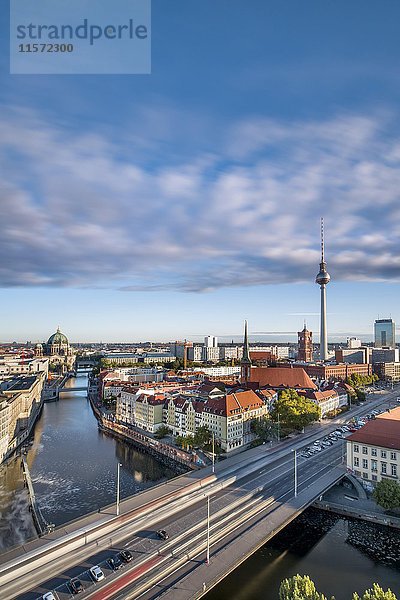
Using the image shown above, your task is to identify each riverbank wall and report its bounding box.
[88,392,199,474]
[313,499,400,529]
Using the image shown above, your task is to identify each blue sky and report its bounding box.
[1,0,400,343]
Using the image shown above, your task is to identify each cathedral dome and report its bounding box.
[47,327,69,346]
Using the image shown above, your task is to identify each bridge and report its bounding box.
[75,357,99,368]
[0,434,346,600]
[59,386,88,393]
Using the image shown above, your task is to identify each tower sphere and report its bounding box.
[315,266,330,286]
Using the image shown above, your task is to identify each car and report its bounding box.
[90,565,105,582]
[157,529,169,540]
[108,556,123,571]
[42,594,57,600]
[68,579,84,594]
[118,550,133,563]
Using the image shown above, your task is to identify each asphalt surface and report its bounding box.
[3,384,399,600]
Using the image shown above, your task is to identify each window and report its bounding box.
[381,462,387,474]
[391,464,397,477]
[354,457,359,467]
[381,450,387,458]
[390,452,396,461]
[362,459,368,469]
[354,444,359,453]
[362,472,368,479]
[371,448,377,457]
[362,446,368,455]
[371,460,378,472]
[372,474,377,481]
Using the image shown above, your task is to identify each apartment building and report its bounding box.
[346,407,400,484]
[0,357,49,378]
[374,362,400,382]
[116,387,165,432]
[0,373,45,462]
[117,387,268,453]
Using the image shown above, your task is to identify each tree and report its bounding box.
[251,417,278,442]
[175,434,194,450]
[154,425,172,440]
[372,479,400,510]
[353,584,397,600]
[270,389,321,431]
[193,426,211,448]
[279,575,328,600]
[279,576,397,600]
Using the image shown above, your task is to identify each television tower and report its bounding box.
[315,218,330,361]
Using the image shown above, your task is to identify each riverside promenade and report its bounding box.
[314,480,400,530]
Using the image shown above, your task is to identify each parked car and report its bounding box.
[42,594,57,600]
[118,550,133,563]
[108,556,123,571]
[90,565,105,582]
[68,579,84,594]
[157,529,169,540]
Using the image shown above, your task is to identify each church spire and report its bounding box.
[242,320,251,365]
[241,320,252,384]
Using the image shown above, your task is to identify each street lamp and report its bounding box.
[116,462,122,516]
[206,495,210,564]
[277,413,280,442]
[293,449,297,497]
[212,432,215,474]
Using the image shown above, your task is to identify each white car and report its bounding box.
[90,565,105,582]
[42,594,57,600]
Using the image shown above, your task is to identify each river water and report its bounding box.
[0,372,175,551]
[205,507,400,600]
[0,373,399,598]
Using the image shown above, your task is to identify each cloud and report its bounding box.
[1,106,400,292]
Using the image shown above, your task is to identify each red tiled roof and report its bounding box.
[249,367,317,390]
[377,406,400,421]
[347,418,400,450]
[307,390,338,401]
[203,390,264,417]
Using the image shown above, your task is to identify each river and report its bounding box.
[0,373,399,598]
[0,372,175,551]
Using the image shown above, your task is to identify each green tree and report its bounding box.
[175,434,194,450]
[154,425,172,440]
[279,575,328,600]
[193,426,211,448]
[353,584,397,600]
[372,479,400,510]
[270,390,320,431]
[251,417,278,442]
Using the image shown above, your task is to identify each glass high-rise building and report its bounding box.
[374,319,395,348]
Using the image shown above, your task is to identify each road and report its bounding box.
[2,385,398,600]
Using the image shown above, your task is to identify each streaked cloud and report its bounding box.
[1,106,400,292]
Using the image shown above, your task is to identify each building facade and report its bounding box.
[297,325,313,362]
[346,408,400,484]
[374,318,395,348]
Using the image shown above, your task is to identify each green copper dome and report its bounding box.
[47,327,69,346]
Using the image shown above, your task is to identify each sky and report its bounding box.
[1,0,400,343]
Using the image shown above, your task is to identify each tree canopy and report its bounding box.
[352,583,397,600]
[372,479,400,510]
[251,416,278,442]
[270,389,320,431]
[279,576,397,600]
[279,574,328,600]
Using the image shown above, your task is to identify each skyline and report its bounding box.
[2,1,400,341]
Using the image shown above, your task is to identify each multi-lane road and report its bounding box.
[1,385,398,600]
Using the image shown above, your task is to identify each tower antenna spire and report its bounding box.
[321,217,324,263]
